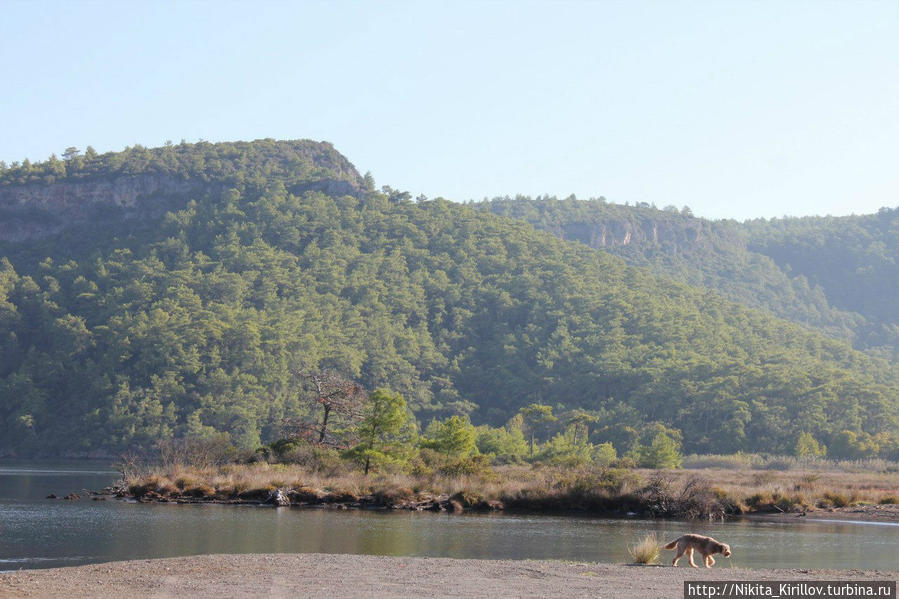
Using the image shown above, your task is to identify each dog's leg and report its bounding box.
[706,555,715,568]
[687,548,698,568]
[672,547,684,567]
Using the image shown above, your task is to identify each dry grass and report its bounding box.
[628,533,662,565]
[683,453,899,474]
[657,466,899,511]
[125,461,899,517]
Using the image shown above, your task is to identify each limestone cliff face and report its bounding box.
[0,175,200,242]
[0,139,367,243]
[0,174,361,242]
[0,175,197,214]
[547,218,709,252]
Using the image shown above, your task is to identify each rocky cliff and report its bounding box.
[541,216,722,257]
[0,139,365,242]
[0,175,203,241]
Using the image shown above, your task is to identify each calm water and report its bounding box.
[1,461,897,571]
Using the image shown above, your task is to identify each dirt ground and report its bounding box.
[1,553,895,599]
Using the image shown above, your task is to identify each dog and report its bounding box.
[664,534,731,568]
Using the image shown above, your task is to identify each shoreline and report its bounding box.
[86,485,899,523]
[2,553,896,599]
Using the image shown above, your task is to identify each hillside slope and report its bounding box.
[482,197,898,355]
[745,209,899,350]
[0,142,897,457]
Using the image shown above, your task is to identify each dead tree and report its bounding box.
[284,369,367,448]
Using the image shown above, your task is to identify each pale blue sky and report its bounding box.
[1,1,896,221]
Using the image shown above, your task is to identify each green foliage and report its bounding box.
[593,442,618,466]
[519,404,557,457]
[633,432,683,469]
[258,438,345,473]
[422,415,477,457]
[0,139,361,190]
[1,141,898,458]
[482,197,899,355]
[345,388,415,474]
[745,208,899,343]
[437,454,493,477]
[535,425,594,467]
[475,424,528,463]
[795,432,827,458]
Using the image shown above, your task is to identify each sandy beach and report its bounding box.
[1,553,895,599]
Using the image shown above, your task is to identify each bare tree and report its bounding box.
[283,370,367,448]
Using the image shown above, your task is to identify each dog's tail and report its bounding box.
[663,539,678,550]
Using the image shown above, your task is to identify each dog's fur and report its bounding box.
[664,534,731,568]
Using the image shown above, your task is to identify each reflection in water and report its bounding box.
[1,462,897,571]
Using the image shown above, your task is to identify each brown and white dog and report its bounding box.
[664,534,732,568]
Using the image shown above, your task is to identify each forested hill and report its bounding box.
[482,197,899,355]
[744,209,899,350]
[0,141,897,458]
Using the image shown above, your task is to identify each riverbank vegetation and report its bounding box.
[121,455,899,519]
[117,390,899,519]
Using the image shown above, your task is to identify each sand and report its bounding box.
[1,553,895,599]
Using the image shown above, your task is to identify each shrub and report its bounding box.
[438,455,493,477]
[633,433,682,469]
[712,487,747,514]
[450,490,486,508]
[682,453,757,469]
[628,533,661,565]
[760,458,794,471]
[155,434,235,469]
[279,444,345,474]
[129,475,178,498]
[174,476,196,491]
[289,486,324,503]
[819,492,850,508]
[639,473,725,519]
[745,492,775,511]
[475,426,527,464]
[422,416,478,458]
[371,485,415,506]
[611,457,637,469]
[795,432,827,458]
[878,495,898,505]
[775,494,806,512]
[184,483,215,498]
[408,454,434,477]
[593,442,617,467]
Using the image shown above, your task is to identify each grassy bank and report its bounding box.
[118,458,899,519]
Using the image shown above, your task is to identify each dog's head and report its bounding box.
[719,543,732,558]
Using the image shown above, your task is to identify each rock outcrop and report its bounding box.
[0,175,200,242]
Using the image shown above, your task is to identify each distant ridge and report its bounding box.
[483,197,899,356]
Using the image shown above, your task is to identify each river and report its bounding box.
[1,461,896,571]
